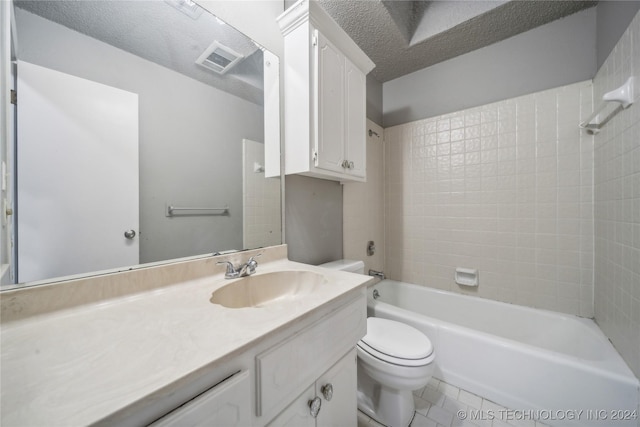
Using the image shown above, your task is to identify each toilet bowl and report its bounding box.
[356,317,435,427]
[319,260,436,427]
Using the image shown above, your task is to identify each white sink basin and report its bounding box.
[210,271,327,308]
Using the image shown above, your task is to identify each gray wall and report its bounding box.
[16,9,264,264]
[596,1,640,68]
[383,7,597,127]
[366,74,383,126]
[285,175,343,265]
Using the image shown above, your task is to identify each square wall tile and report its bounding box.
[383,81,593,317]
[592,9,640,379]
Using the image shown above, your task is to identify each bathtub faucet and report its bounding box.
[369,269,385,280]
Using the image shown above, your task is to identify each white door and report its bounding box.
[17,61,139,283]
[316,350,357,426]
[344,57,366,179]
[314,30,345,174]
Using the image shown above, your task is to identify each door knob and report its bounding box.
[124,230,136,239]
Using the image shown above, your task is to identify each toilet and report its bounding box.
[319,260,435,427]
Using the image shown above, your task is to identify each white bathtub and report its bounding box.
[368,280,639,427]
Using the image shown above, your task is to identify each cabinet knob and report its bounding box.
[341,160,355,169]
[321,383,333,401]
[308,396,322,418]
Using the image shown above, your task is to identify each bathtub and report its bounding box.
[368,280,639,427]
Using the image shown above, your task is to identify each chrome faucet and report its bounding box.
[217,254,262,279]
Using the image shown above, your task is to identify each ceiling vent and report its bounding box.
[196,41,244,75]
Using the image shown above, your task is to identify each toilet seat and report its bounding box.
[358,317,433,367]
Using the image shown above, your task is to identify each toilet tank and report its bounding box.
[318,259,365,274]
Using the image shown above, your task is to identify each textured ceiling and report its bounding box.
[15,1,265,105]
[16,0,599,93]
[318,0,598,83]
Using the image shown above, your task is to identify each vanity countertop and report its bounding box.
[0,257,372,426]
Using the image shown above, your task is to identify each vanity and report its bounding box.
[0,245,373,426]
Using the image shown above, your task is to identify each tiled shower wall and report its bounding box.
[384,81,594,317]
[592,11,640,378]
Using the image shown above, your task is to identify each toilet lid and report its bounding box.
[359,317,433,363]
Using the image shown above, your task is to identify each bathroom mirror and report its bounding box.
[4,0,282,287]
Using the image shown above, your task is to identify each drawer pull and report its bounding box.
[308,396,322,418]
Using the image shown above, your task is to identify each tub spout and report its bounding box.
[369,269,385,280]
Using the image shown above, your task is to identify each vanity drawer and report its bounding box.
[150,370,251,427]
[255,293,366,421]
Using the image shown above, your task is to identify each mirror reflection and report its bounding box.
[7,0,281,286]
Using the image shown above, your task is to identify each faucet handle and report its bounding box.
[246,253,262,273]
[247,253,262,263]
[217,261,239,278]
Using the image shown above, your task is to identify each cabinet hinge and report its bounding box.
[10,90,16,105]
[313,151,318,165]
[312,35,318,47]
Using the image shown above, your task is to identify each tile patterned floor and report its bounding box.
[357,377,550,427]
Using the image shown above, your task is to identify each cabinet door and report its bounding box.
[256,296,365,421]
[344,57,366,179]
[150,371,251,427]
[316,349,358,426]
[267,384,316,427]
[314,30,345,174]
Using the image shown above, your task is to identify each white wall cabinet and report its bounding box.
[278,0,374,183]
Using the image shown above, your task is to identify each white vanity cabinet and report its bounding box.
[277,0,374,183]
[148,291,366,427]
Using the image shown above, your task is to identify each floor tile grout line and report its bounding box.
[357,377,550,427]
